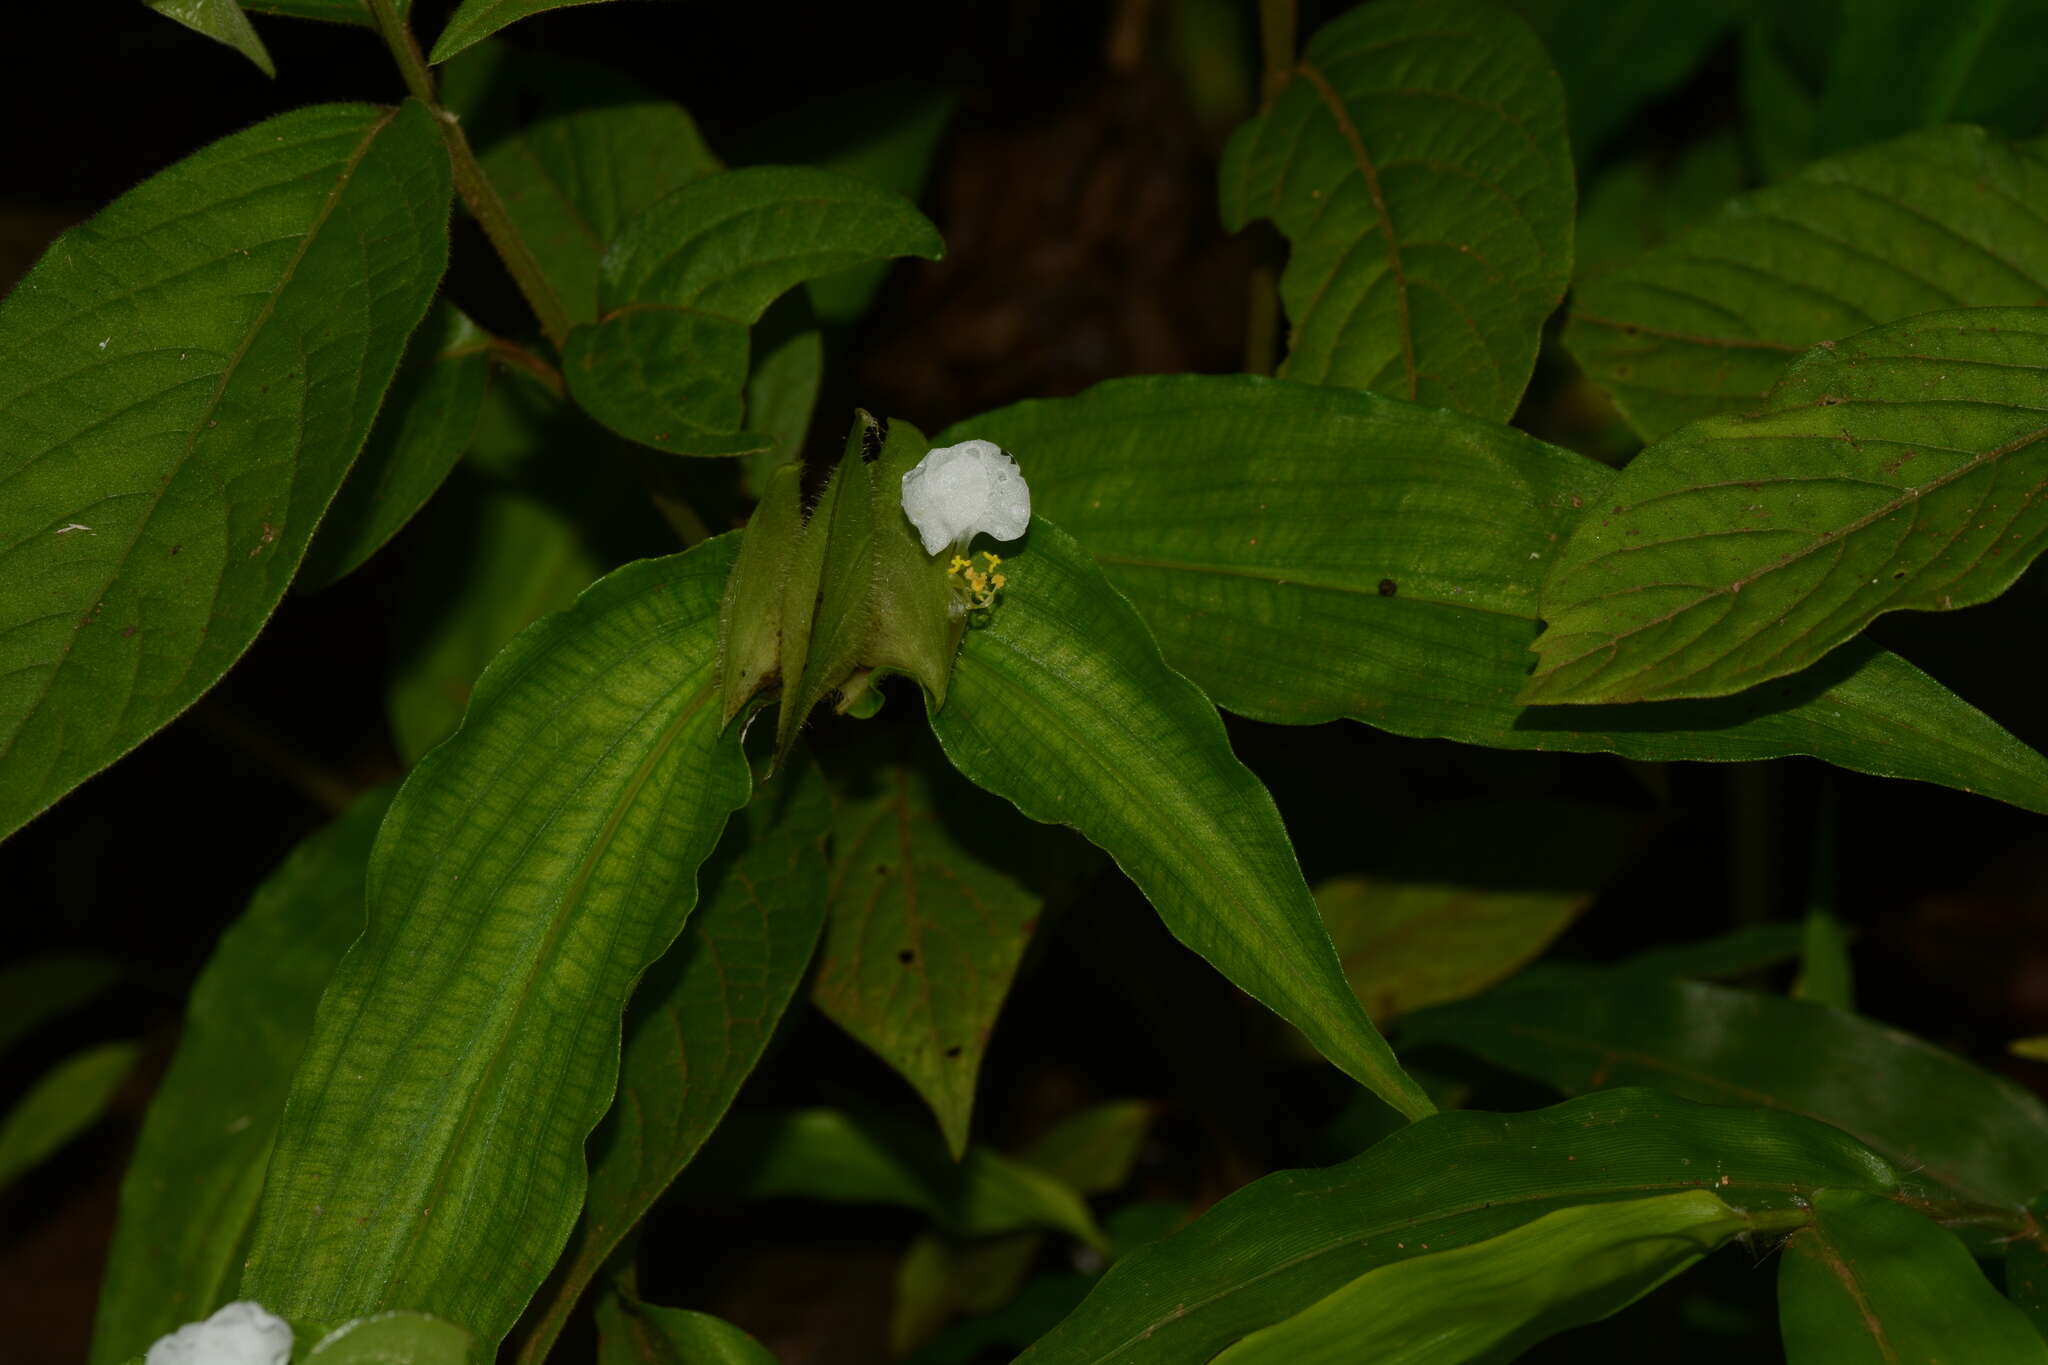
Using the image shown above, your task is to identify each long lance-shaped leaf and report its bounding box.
[511,759,832,1365]
[596,1293,778,1365]
[1014,1088,1902,1365]
[1779,1190,2048,1364]
[0,100,450,843]
[91,788,392,1365]
[1526,308,2048,705]
[142,0,276,76]
[431,0,615,64]
[1213,1191,1783,1365]
[1403,978,2048,1212]
[564,169,942,456]
[1565,124,2048,442]
[242,536,754,1349]
[943,375,2048,815]
[1220,0,1572,421]
[926,517,1430,1121]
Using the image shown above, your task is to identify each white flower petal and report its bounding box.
[145,1300,293,1365]
[900,439,1030,556]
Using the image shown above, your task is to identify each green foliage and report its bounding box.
[0,100,450,842]
[142,0,276,76]
[0,1040,138,1188]
[1529,308,2048,704]
[1222,0,1572,420]
[92,789,391,1364]
[596,1294,776,1365]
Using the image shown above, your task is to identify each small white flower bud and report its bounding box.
[900,439,1030,556]
[145,1300,293,1365]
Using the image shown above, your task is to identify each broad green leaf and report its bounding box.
[1213,1191,1778,1365]
[142,0,276,76]
[301,302,492,588]
[91,789,391,1365]
[0,955,120,1054]
[306,1312,474,1364]
[511,760,831,1365]
[1220,0,1572,420]
[0,1040,138,1188]
[716,462,805,726]
[948,375,2048,815]
[1740,18,1822,182]
[1779,1189,2048,1363]
[1564,125,2048,443]
[1813,0,2048,156]
[1526,308,2048,705]
[597,1294,776,1365]
[1516,0,1737,158]
[815,734,1088,1156]
[1403,979,2048,1210]
[564,169,942,455]
[685,1108,1107,1249]
[1014,1089,1900,1365]
[0,101,451,842]
[2006,1197,2048,1337]
[1316,801,1638,1022]
[448,47,719,323]
[243,536,754,1349]
[803,89,958,325]
[1575,132,1747,282]
[430,0,613,64]
[928,517,1431,1120]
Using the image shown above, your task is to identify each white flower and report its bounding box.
[145,1301,293,1365]
[900,439,1030,556]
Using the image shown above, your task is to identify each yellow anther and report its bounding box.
[991,573,1006,589]
[948,554,972,575]
[981,551,1002,569]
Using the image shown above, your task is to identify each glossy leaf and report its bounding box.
[1526,308,2048,705]
[929,517,1431,1120]
[1316,802,1639,1022]
[512,760,831,1365]
[565,169,942,455]
[430,0,615,64]
[454,52,719,323]
[1813,0,2048,156]
[815,735,1086,1156]
[686,1108,1107,1249]
[91,789,391,1365]
[0,101,451,842]
[1220,0,1572,420]
[301,302,492,588]
[0,955,121,1054]
[386,487,604,764]
[0,1040,138,1188]
[142,0,276,76]
[597,1294,776,1365]
[948,375,2048,814]
[1403,979,2048,1210]
[1779,1189,2048,1363]
[242,537,754,1349]
[1213,1191,1774,1364]
[1015,1089,1900,1365]
[306,1312,474,1364]
[1565,125,2048,442]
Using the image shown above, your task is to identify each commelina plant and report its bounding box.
[7,0,2048,1361]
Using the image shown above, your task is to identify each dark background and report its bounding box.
[5,1,2048,1360]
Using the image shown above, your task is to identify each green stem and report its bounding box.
[363,0,574,352]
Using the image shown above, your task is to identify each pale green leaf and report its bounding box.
[1220,0,1572,420]
[597,1294,777,1365]
[0,101,451,842]
[92,789,391,1365]
[307,1312,475,1364]
[1780,1190,2048,1363]
[564,168,941,455]
[1213,1191,1770,1365]
[141,0,276,76]
[947,375,2048,814]
[1015,1089,1900,1365]
[511,760,831,1365]
[928,516,1431,1120]
[243,536,753,1350]
[1565,125,2048,443]
[1527,307,2048,705]
[301,302,492,588]
[0,1041,138,1189]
